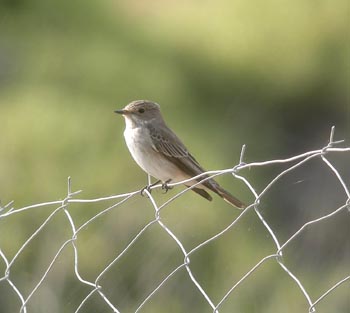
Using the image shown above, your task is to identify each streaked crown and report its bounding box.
[125,100,160,113]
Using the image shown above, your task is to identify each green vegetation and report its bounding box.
[0,1,348,312]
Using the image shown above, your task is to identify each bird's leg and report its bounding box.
[161,179,173,193]
[141,179,161,196]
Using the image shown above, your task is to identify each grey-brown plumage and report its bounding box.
[115,100,245,209]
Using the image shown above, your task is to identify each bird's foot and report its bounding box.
[161,179,173,193]
[141,180,161,197]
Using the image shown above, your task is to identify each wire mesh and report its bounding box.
[0,127,349,313]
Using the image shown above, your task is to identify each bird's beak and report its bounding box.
[114,109,127,115]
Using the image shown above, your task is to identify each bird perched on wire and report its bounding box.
[115,100,245,209]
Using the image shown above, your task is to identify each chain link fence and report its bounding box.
[1,127,349,313]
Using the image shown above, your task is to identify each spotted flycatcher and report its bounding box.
[115,100,245,209]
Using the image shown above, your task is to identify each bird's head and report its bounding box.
[115,100,163,127]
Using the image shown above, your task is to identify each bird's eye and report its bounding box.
[138,108,145,113]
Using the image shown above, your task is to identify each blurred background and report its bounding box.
[0,0,349,312]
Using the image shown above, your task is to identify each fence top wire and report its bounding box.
[0,126,349,313]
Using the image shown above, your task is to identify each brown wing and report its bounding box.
[147,123,245,208]
[147,123,207,178]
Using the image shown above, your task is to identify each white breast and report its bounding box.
[123,124,189,183]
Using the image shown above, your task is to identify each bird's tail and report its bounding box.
[201,177,245,209]
[214,185,246,209]
[190,176,246,209]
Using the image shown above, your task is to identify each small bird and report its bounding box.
[115,100,245,209]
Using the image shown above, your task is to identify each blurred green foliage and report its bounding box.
[0,0,349,312]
